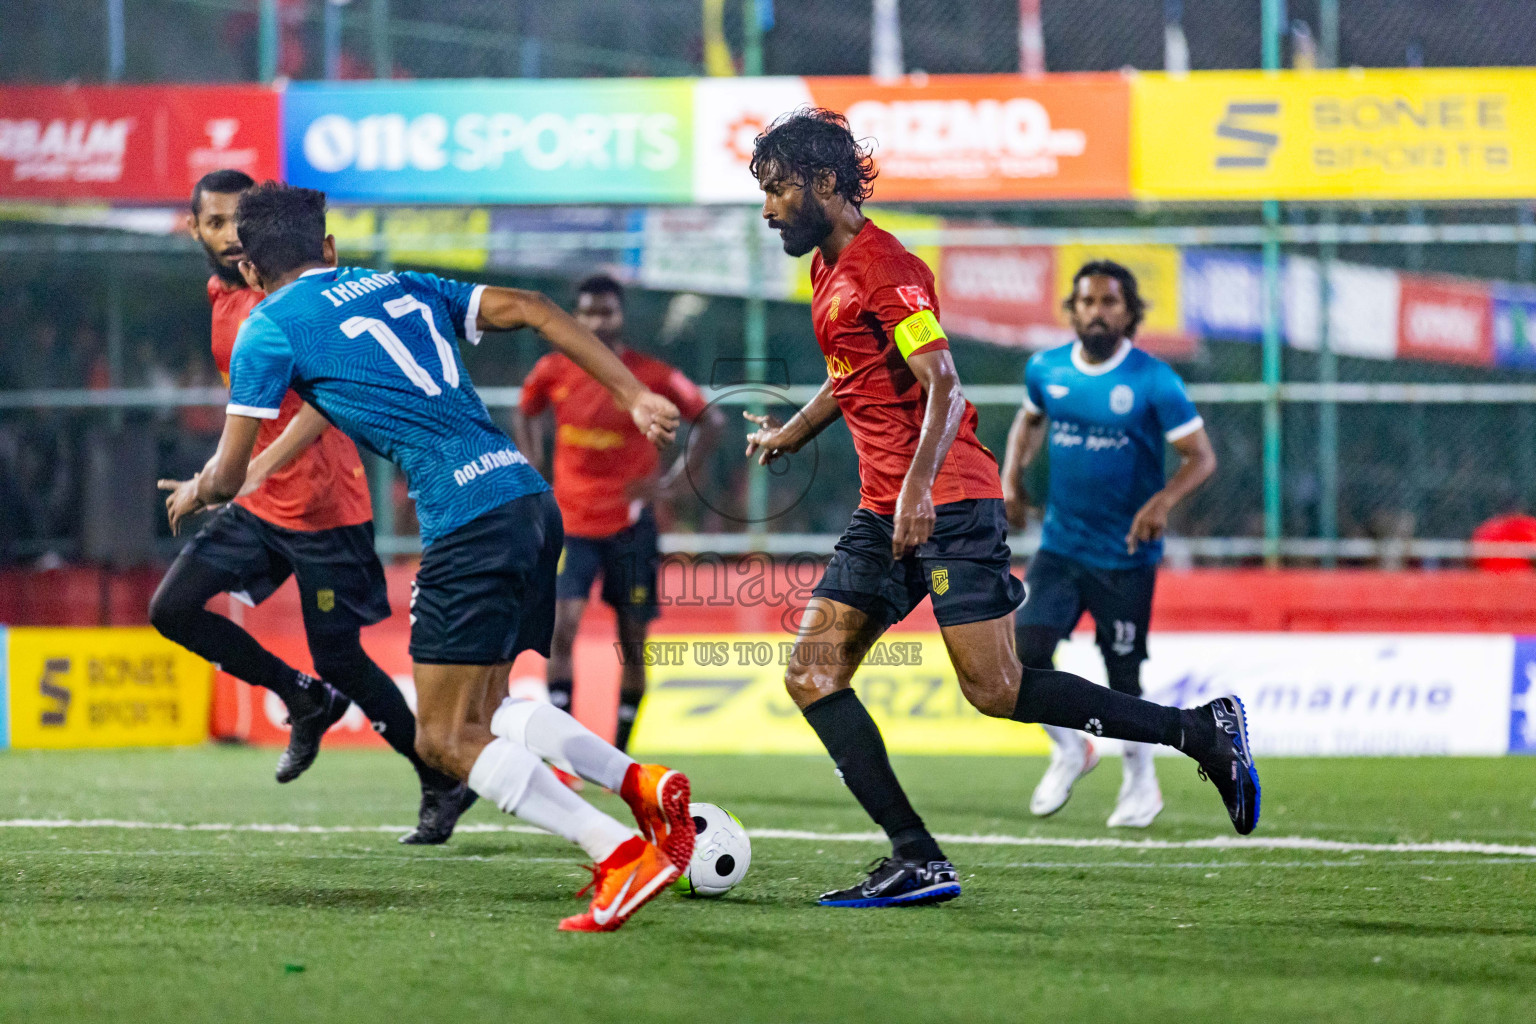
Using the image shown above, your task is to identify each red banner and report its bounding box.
[1397,274,1494,367]
[939,244,1066,348]
[0,85,280,202]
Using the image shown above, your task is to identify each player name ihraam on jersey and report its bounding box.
[319,272,401,307]
[452,447,531,487]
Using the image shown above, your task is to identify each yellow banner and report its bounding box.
[1055,242,1182,336]
[7,628,212,749]
[1133,68,1536,200]
[628,634,1048,755]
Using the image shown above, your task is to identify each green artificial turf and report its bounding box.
[3,747,1536,1023]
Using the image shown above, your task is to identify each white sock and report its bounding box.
[468,738,633,862]
[1043,724,1086,758]
[1122,741,1156,784]
[491,697,634,791]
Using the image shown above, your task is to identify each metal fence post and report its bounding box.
[1318,215,1338,567]
[106,0,125,82]
[1259,0,1285,565]
[258,0,280,82]
[371,0,391,78]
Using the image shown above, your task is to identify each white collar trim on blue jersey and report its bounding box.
[299,267,333,278]
[1071,338,1132,376]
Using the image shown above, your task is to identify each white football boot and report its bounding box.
[1106,741,1163,828]
[1030,725,1099,817]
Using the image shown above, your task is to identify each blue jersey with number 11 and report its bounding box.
[228,266,548,546]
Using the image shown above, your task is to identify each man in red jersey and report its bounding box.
[742,110,1260,907]
[151,170,473,844]
[515,274,723,756]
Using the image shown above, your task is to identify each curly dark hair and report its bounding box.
[1063,260,1146,337]
[576,272,624,306]
[749,107,877,208]
[235,181,328,281]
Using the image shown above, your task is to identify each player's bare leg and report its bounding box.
[939,615,1259,834]
[785,597,962,907]
[413,661,689,931]
[614,609,651,751]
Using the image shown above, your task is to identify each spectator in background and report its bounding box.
[1472,500,1536,572]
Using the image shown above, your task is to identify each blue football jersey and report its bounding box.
[1024,340,1202,569]
[228,266,548,546]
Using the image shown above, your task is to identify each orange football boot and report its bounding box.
[558,836,679,932]
[620,763,694,870]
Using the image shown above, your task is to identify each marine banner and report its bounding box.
[1132,68,1536,201]
[5,628,211,749]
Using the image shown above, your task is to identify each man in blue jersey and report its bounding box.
[162,183,695,932]
[1002,261,1217,828]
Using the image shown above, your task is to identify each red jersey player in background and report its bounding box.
[151,170,474,844]
[741,110,1260,907]
[515,274,723,761]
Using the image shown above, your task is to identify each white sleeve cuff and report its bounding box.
[465,284,487,345]
[226,403,281,420]
[1021,392,1041,414]
[1164,415,1205,442]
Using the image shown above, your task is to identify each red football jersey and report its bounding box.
[208,277,372,532]
[521,348,708,538]
[809,220,1002,514]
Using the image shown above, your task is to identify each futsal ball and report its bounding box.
[672,802,751,897]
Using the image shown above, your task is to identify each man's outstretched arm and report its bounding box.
[476,287,679,447]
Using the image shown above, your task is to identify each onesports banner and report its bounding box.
[0,85,280,202]
[1132,68,1536,201]
[629,632,1525,757]
[2,628,211,750]
[283,79,696,203]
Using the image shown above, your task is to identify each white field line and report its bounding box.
[4,819,1536,859]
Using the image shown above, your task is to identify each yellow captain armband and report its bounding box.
[893,309,947,360]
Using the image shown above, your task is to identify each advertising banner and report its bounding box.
[939,244,1065,349]
[1133,69,1536,201]
[1491,283,1536,371]
[1181,248,1266,342]
[1511,638,1536,755]
[691,74,1131,204]
[0,626,7,749]
[5,628,211,749]
[0,85,280,203]
[630,631,1515,756]
[1073,633,1514,757]
[283,80,695,203]
[1283,256,1401,359]
[630,634,1051,756]
[1396,273,1494,366]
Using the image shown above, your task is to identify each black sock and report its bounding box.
[802,689,944,863]
[149,556,316,709]
[615,692,641,752]
[1012,666,1186,747]
[547,676,573,712]
[312,633,454,787]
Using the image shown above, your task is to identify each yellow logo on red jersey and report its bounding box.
[558,424,626,450]
[824,352,855,380]
[827,294,841,322]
